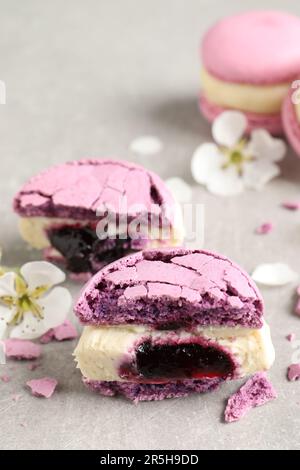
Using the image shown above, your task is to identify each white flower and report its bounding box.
[0,261,72,340]
[191,111,286,196]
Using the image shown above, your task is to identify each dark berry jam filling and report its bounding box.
[48,225,133,273]
[120,340,235,383]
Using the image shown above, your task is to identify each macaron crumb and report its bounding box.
[27,362,40,371]
[255,222,273,235]
[287,364,300,381]
[26,377,58,398]
[40,320,78,344]
[282,201,300,211]
[224,372,277,423]
[286,333,296,342]
[4,339,41,360]
[0,375,11,383]
[12,394,22,402]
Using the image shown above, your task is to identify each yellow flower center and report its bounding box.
[0,273,49,326]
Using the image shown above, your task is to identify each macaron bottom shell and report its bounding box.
[199,94,283,136]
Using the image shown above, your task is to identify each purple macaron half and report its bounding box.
[13,159,182,277]
[75,247,263,329]
[74,248,274,402]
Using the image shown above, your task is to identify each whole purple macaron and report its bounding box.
[13,159,183,278]
[74,248,275,402]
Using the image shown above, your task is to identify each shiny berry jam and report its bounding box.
[120,340,234,382]
[48,225,132,273]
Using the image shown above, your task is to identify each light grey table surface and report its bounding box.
[0,0,300,450]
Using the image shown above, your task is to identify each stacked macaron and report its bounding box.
[200,10,300,137]
[74,248,275,402]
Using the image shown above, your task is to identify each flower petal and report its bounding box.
[246,129,286,162]
[20,261,66,290]
[4,338,41,359]
[252,263,298,286]
[206,167,244,196]
[37,286,72,330]
[191,143,224,184]
[0,305,14,340]
[243,161,280,190]
[10,312,44,340]
[212,111,247,148]
[0,272,16,297]
[255,222,273,235]
[10,286,71,340]
[129,136,163,156]
[165,177,192,203]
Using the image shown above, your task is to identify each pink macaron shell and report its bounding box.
[202,11,300,85]
[14,159,177,225]
[282,90,300,158]
[199,94,283,136]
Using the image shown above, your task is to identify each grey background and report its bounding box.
[0,0,300,450]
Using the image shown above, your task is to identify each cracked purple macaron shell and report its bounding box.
[83,377,222,402]
[13,159,176,223]
[75,248,263,328]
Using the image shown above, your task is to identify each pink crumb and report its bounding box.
[53,320,78,341]
[69,272,92,282]
[255,222,273,235]
[282,201,300,211]
[287,364,300,381]
[40,320,78,343]
[39,330,54,344]
[224,373,277,423]
[27,362,39,371]
[1,375,11,383]
[26,377,58,398]
[4,339,41,360]
[286,333,296,342]
[12,393,22,402]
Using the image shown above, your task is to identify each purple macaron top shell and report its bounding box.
[75,248,263,329]
[13,159,176,222]
[202,11,300,85]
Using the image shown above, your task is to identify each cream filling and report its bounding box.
[18,214,184,251]
[201,68,289,114]
[73,321,275,382]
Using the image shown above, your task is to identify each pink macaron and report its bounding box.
[282,88,300,157]
[200,11,300,135]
